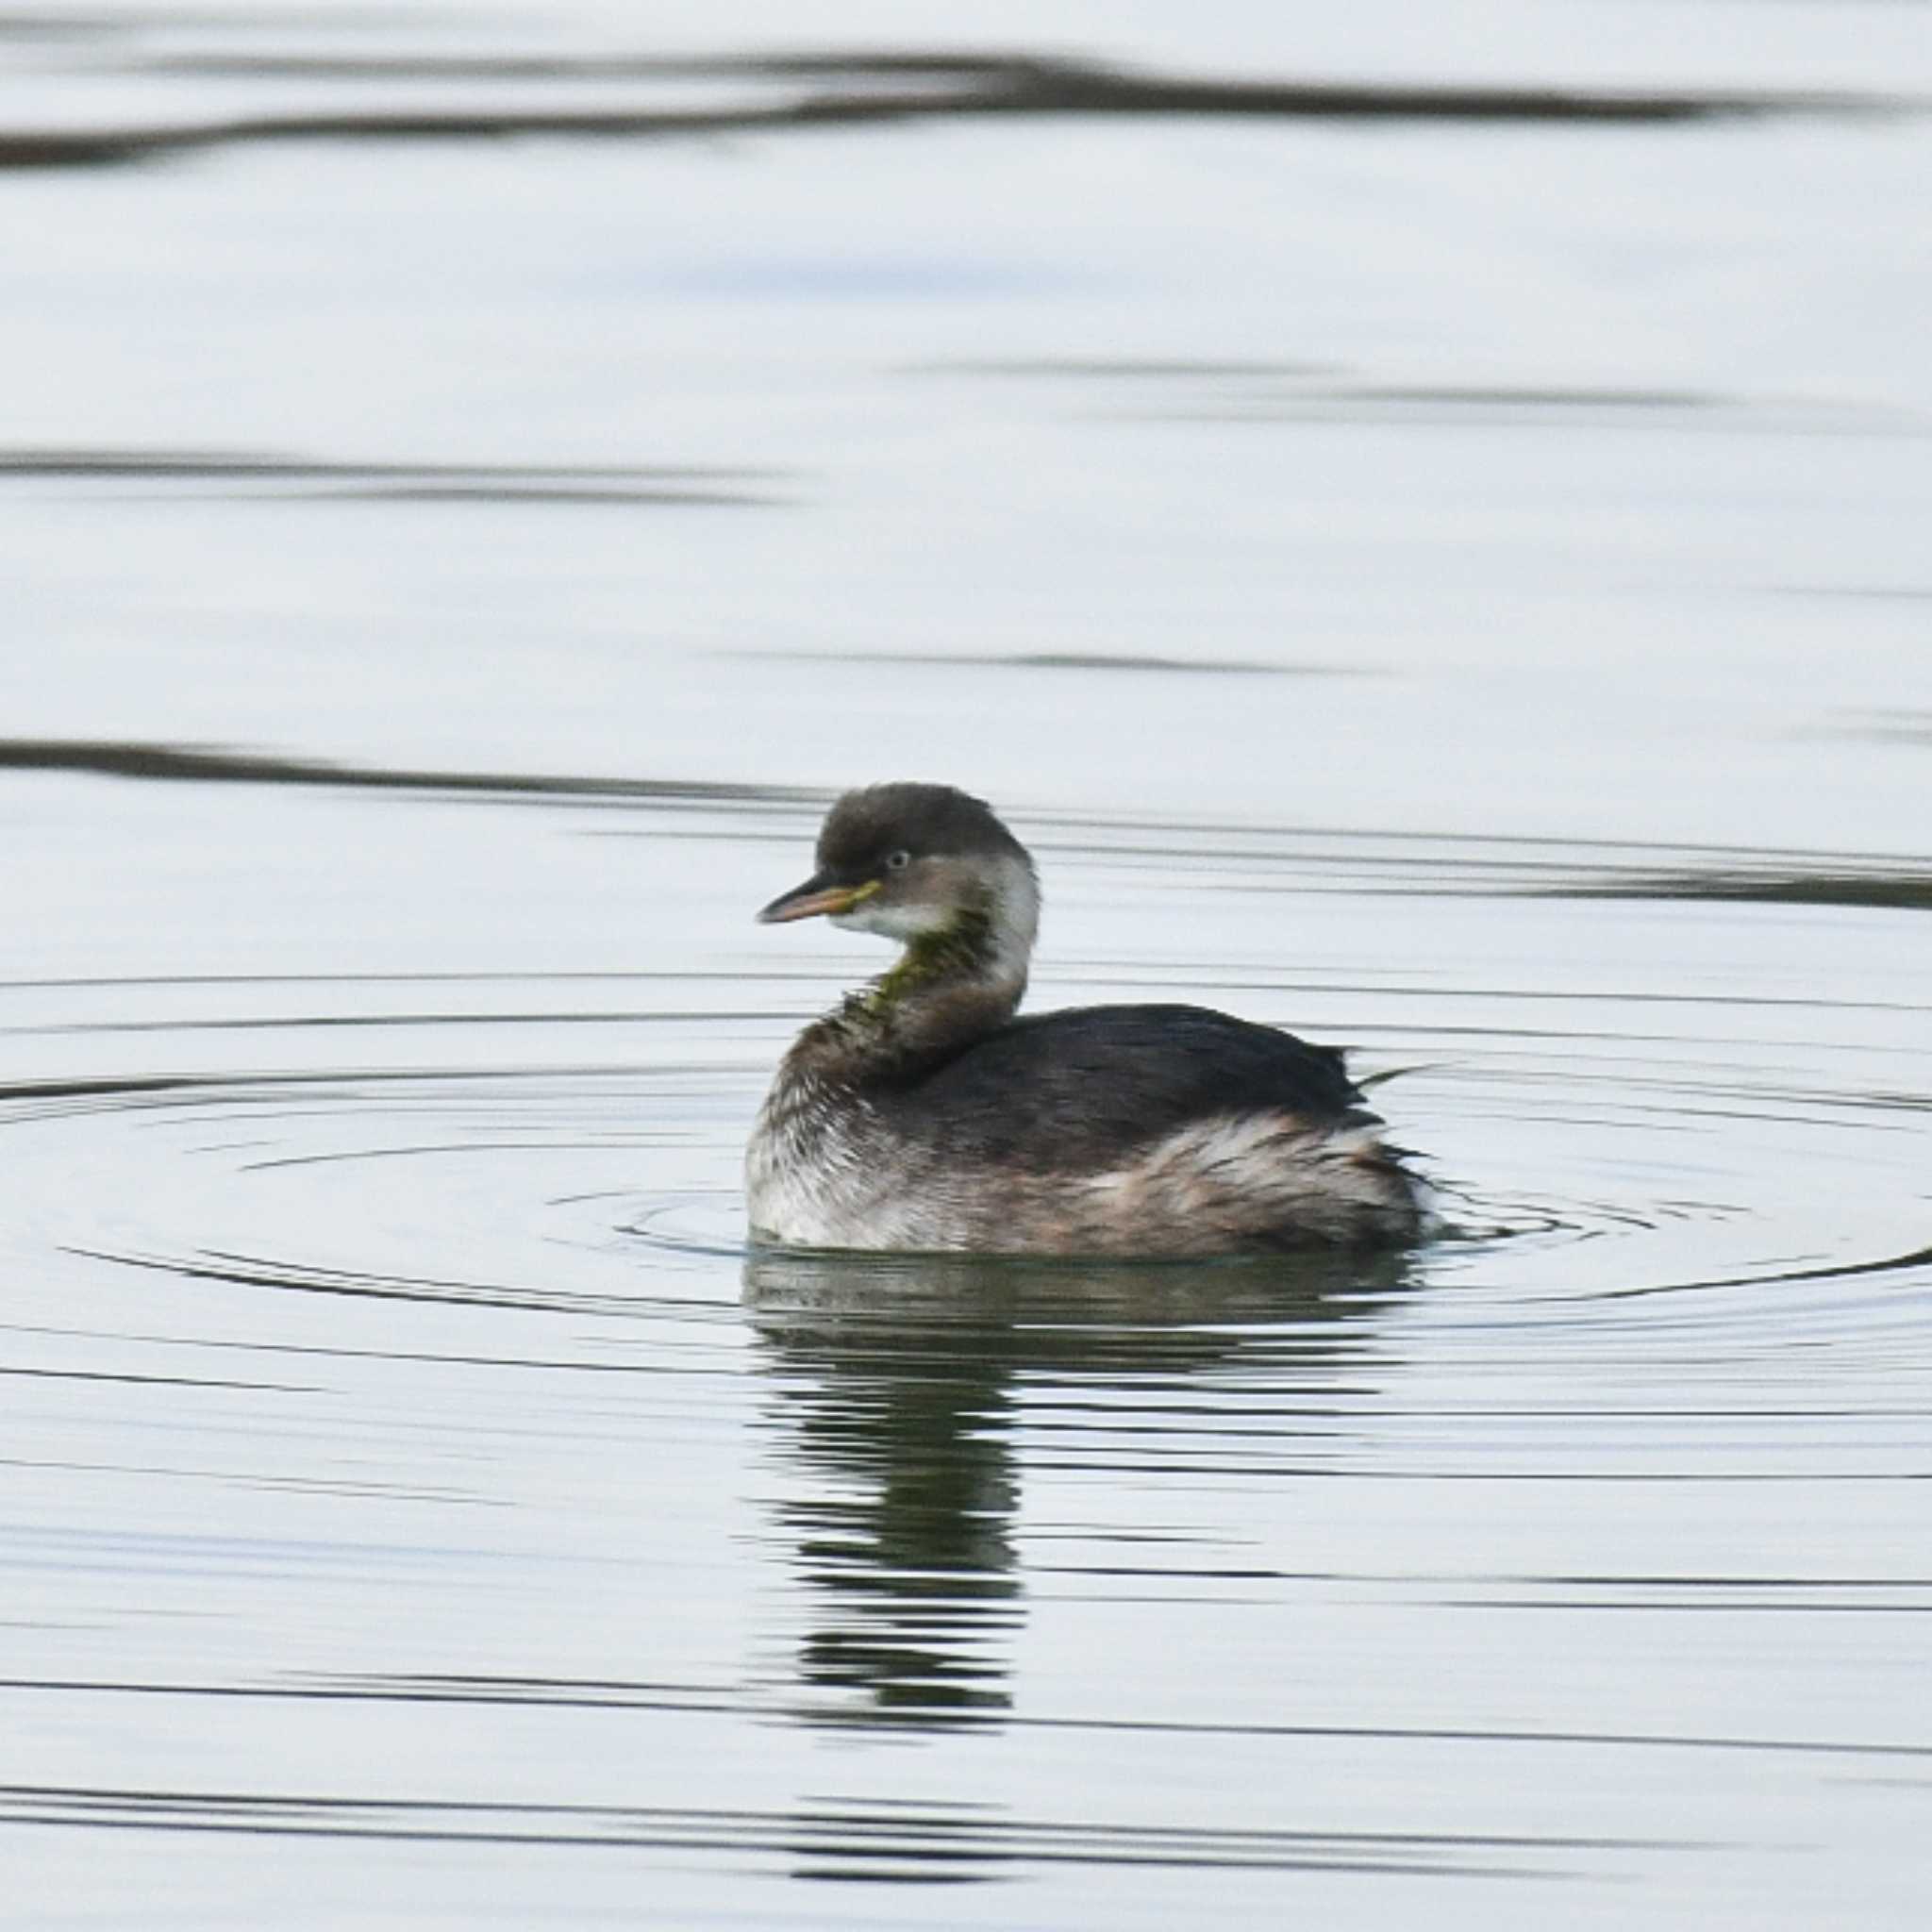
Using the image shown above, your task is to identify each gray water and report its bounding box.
[4,5,1931,1927]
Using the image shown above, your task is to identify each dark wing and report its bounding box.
[872,1003,1374,1174]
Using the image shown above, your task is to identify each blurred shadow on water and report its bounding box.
[0,49,1888,171]
[743,1246,1414,1735]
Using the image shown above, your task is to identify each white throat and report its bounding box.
[834,853,1040,989]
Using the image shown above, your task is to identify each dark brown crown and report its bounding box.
[814,783,1032,880]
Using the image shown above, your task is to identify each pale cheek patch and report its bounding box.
[832,899,954,941]
[830,851,1037,955]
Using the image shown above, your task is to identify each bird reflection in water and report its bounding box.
[744,1245,1414,1735]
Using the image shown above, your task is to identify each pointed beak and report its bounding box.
[756,873,880,924]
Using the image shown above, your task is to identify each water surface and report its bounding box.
[3,4,1929,1927]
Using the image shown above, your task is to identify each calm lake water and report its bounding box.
[4,4,1930,1926]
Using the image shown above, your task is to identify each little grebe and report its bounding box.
[746,783,1423,1255]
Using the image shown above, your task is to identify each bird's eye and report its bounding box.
[884,849,911,872]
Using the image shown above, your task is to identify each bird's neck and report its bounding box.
[797,885,1036,1082]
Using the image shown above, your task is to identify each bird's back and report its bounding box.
[868,1003,1376,1170]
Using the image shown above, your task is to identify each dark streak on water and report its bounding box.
[0,49,1903,171]
[1557,871,1932,910]
[0,1776,1641,1886]
[765,649,1351,676]
[0,449,788,505]
[0,739,817,805]
[8,735,1932,909]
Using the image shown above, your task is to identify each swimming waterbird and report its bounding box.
[747,783,1424,1255]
